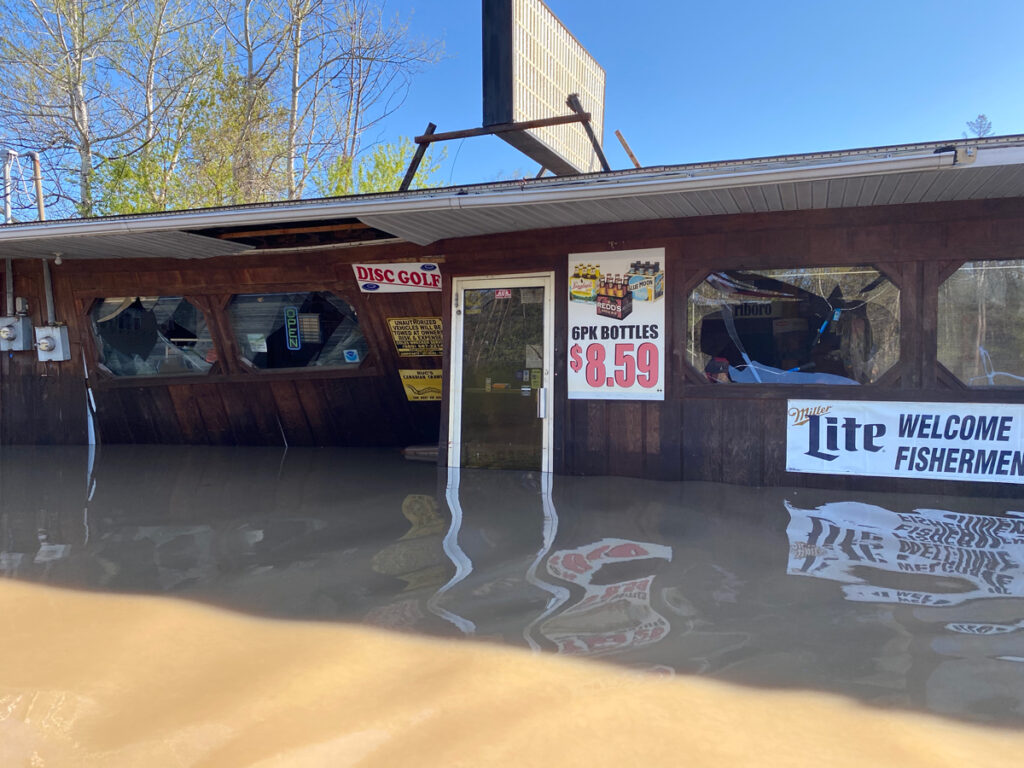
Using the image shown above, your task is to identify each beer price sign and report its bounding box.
[567,248,665,401]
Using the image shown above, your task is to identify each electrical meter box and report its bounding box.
[0,316,33,352]
[35,325,71,362]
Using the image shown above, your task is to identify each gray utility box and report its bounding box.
[0,316,34,352]
[35,325,71,362]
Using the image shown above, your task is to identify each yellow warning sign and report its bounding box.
[387,317,443,357]
[399,369,443,401]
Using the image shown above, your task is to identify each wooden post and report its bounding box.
[400,123,436,191]
[615,130,641,169]
[413,113,590,145]
[566,94,610,172]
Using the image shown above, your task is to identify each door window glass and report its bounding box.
[459,286,544,469]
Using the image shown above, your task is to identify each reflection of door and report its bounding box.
[449,274,554,471]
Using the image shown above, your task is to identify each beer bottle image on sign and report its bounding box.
[596,270,633,320]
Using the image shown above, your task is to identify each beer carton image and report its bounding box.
[595,273,633,320]
[596,293,632,320]
[628,260,665,302]
[570,263,600,303]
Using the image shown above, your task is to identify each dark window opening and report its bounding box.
[229,292,368,371]
[688,267,899,385]
[90,297,214,377]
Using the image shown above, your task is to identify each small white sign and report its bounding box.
[352,263,441,293]
[787,399,1024,484]
[246,333,268,353]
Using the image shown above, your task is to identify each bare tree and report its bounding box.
[966,114,993,138]
[278,0,441,199]
[99,0,220,212]
[0,0,140,216]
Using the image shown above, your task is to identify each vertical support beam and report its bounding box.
[3,150,14,316]
[4,258,12,317]
[400,123,436,192]
[29,152,45,221]
[566,94,610,172]
[41,257,55,325]
[3,150,16,224]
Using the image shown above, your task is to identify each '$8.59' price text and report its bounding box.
[568,342,659,389]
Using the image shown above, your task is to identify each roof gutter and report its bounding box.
[0,151,961,245]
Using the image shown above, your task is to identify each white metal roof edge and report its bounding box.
[0,142,1020,248]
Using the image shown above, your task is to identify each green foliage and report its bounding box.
[0,0,442,217]
[184,63,290,206]
[317,137,446,197]
[96,57,290,214]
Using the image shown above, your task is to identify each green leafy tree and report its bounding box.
[96,56,290,213]
[318,137,445,196]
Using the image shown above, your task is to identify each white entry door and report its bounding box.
[448,273,554,471]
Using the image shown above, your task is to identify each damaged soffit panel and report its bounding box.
[0,230,252,260]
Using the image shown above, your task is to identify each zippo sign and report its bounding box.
[787,399,1024,484]
[352,263,441,293]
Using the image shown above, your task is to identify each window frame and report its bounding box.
[683,262,904,389]
[80,285,383,388]
[226,289,372,375]
[936,257,1024,391]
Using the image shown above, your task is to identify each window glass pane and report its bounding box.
[90,297,214,376]
[688,267,899,385]
[229,292,367,370]
[939,260,1024,386]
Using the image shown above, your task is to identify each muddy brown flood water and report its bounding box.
[3,445,1024,765]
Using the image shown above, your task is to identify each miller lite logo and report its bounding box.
[800,411,885,462]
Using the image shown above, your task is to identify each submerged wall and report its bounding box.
[3,197,1024,494]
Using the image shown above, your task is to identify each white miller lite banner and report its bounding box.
[786,400,1024,484]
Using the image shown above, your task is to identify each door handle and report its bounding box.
[537,387,547,419]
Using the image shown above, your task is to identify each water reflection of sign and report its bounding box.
[284,306,301,350]
[542,538,672,657]
[399,369,443,401]
[387,317,443,357]
[786,501,1024,606]
[787,400,1024,484]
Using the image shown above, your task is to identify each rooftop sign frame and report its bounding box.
[483,0,606,175]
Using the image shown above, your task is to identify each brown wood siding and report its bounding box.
[3,197,1024,493]
[1,241,444,448]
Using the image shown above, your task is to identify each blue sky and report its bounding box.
[371,0,1024,186]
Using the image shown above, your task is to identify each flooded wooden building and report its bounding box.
[3,135,1024,494]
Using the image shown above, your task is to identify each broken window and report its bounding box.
[687,267,900,385]
[228,292,367,370]
[90,297,214,377]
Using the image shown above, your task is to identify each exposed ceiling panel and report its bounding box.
[0,230,252,260]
